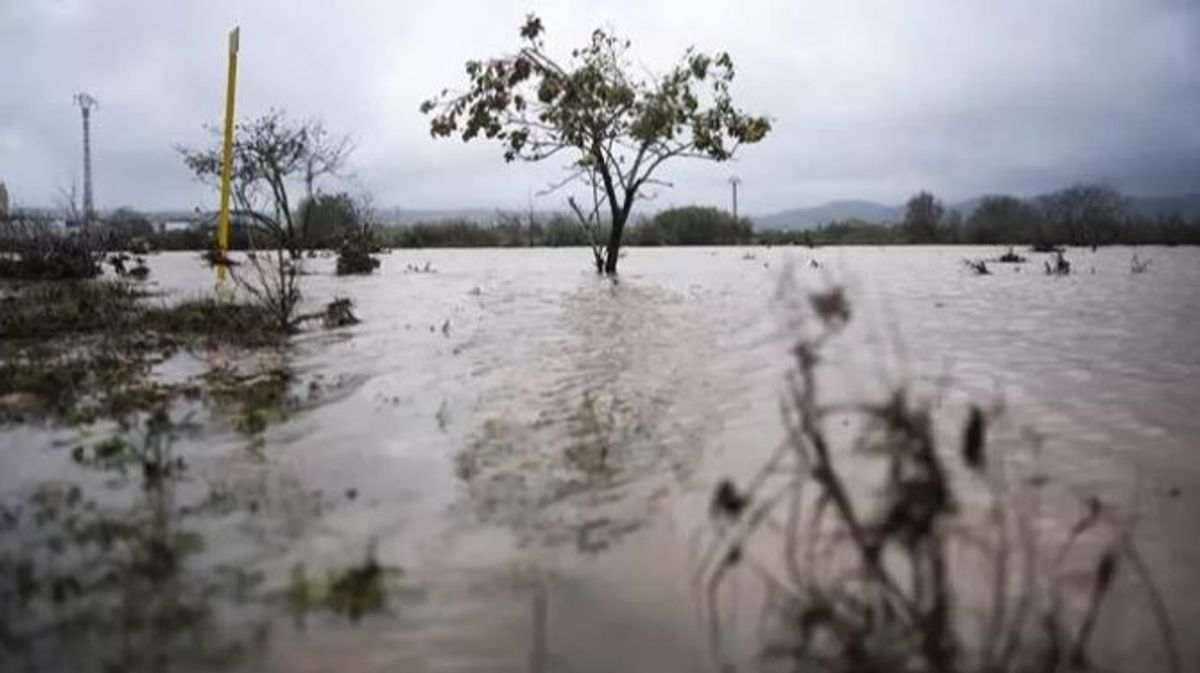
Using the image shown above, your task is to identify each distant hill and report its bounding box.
[376,207,508,226]
[752,200,903,230]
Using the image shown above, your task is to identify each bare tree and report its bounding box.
[178,111,351,258]
[300,123,355,249]
[302,122,354,200]
[179,111,351,331]
[1038,183,1128,247]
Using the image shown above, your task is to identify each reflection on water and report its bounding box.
[1,246,1199,671]
[0,411,271,671]
[453,281,712,553]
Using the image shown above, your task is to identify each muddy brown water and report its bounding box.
[2,246,1198,672]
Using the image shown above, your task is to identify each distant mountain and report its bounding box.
[375,207,570,226]
[752,200,903,230]
[376,207,506,226]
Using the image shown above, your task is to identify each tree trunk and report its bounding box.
[603,217,624,275]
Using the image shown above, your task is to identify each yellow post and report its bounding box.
[216,27,240,284]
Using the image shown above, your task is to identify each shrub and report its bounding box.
[0,218,103,280]
[336,228,381,275]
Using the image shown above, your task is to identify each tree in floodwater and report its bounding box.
[420,14,771,274]
[902,191,946,244]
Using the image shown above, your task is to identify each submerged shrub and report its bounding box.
[997,246,1027,263]
[1045,251,1071,276]
[963,258,991,275]
[335,228,381,275]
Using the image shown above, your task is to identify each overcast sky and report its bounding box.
[1,0,1197,214]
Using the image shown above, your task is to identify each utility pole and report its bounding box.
[73,93,98,228]
[729,175,742,220]
[216,27,240,281]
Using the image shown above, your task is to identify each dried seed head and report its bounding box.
[962,405,986,471]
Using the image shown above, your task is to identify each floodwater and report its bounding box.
[2,246,1199,672]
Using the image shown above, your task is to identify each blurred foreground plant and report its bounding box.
[699,279,1179,673]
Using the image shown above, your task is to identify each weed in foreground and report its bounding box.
[699,282,1179,673]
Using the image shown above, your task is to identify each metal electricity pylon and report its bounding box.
[73,92,99,228]
[729,175,742,220]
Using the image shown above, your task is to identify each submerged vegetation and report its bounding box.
[287,551,401,623]
[1045,251,1072,276]
[0,411,265,670]
[1,281,282,347]
[997,247,1027,263]
[335,223,382,275]
[963,258,991,275]
[0,278,377,669]
[0,280,287,426]
[1,7,1194,673]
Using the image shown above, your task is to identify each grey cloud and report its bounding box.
[0,0,1196,214]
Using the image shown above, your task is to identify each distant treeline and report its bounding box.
[376,187,1200,248]
[777,184,1200,247]
[372,206,754,248]
[139,209,748,250]
[11,184,1197,252]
